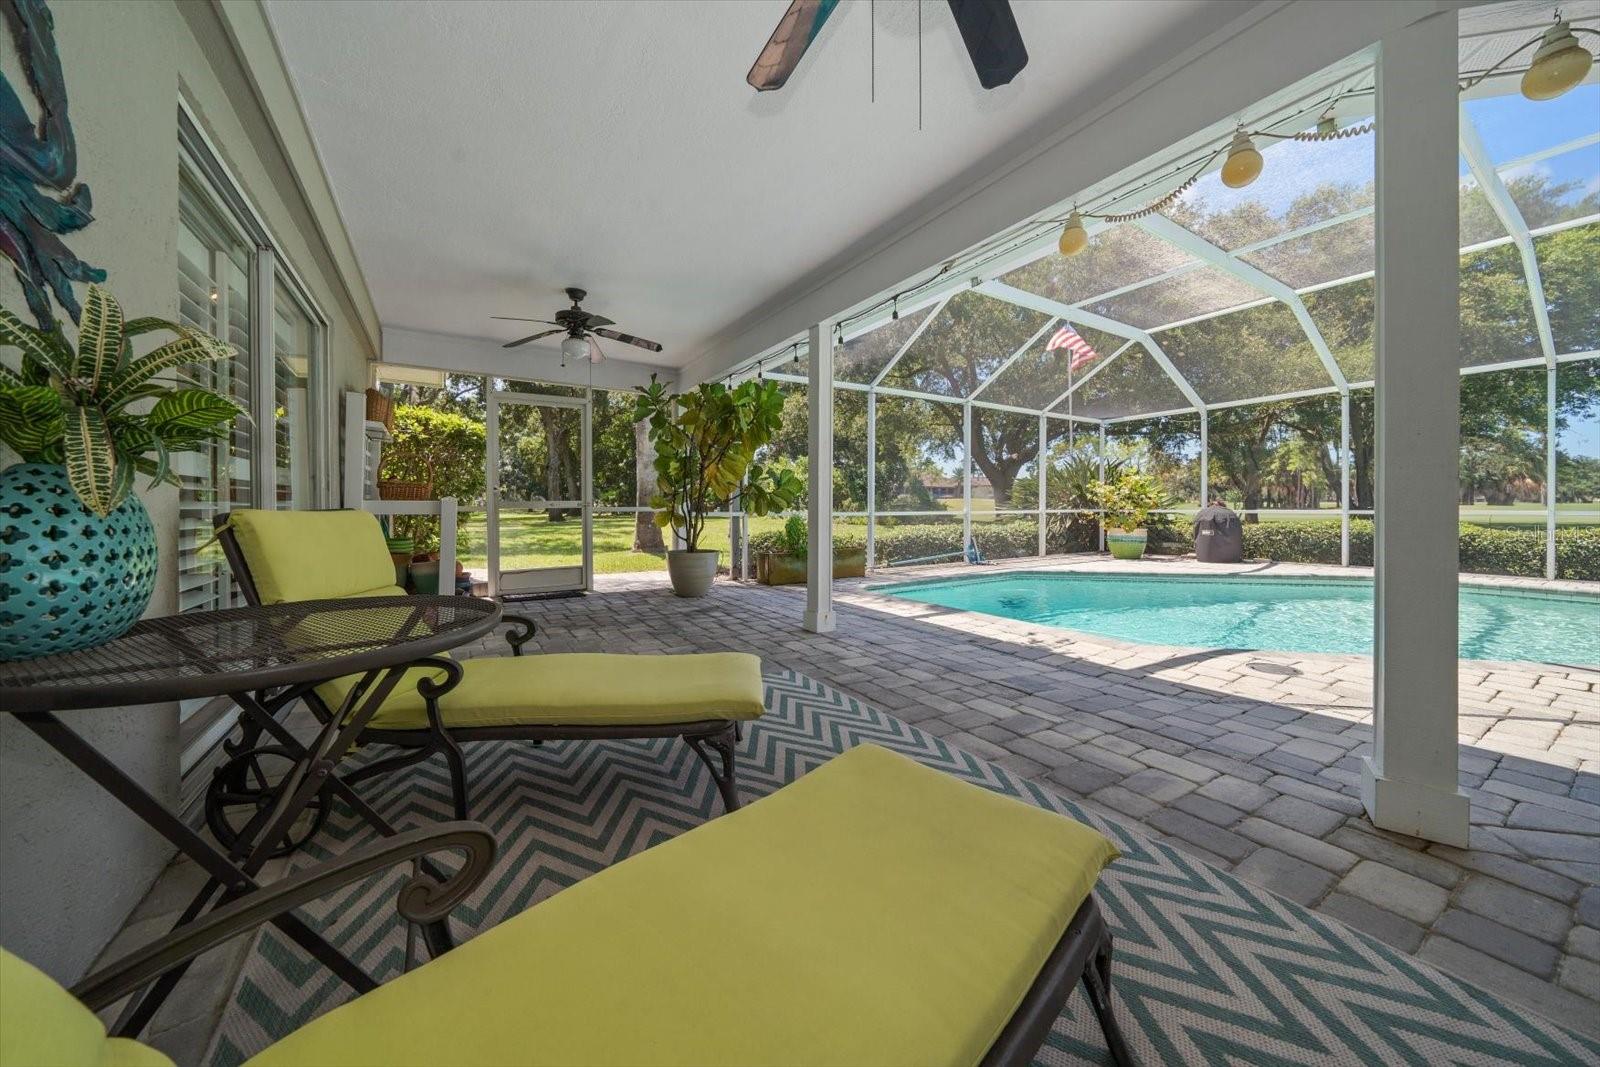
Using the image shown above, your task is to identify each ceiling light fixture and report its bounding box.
[561,335,589,367]
[1220,129,1264,189]
[1057,210,1089,257]
[1521,19,1594,100]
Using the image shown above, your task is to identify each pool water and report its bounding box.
[876,572,1600,666]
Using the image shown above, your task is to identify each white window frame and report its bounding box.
[176,102,332,798]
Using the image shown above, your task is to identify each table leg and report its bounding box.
[227,669,459,959]
[14,712,379,1038]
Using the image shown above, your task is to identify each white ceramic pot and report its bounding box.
[666,549,719,597]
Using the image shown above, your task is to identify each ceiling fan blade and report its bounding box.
[593,327,663,353]
[491,316,561,325]
[747,0,839,92]
[946,0,1028,89]
[502,328,563,349]
[578,313,615,328]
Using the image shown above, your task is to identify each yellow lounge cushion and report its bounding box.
[227,509,397,605]
[316,652,764,730]
[246,743,1118,1067]
[0,950,174,1067]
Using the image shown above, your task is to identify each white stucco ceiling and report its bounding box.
[263,0,1259,369]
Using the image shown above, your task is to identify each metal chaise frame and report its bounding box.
[210,513,745,829]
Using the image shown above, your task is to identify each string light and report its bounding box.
[1220,129,1264,189]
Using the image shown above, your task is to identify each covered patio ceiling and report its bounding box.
[748,1,1600,426]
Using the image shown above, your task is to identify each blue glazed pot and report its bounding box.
[0,462,159,661]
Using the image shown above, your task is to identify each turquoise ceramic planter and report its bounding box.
[0,462,159,661]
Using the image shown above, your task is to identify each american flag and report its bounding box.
[1046,325,1100,371]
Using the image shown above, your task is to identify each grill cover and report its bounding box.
[1193,504,1243,563]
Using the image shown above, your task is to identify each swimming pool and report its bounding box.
[875,572,1600,665]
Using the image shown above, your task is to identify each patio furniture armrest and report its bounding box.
[502,612,536,656]
[70,822,498,1012]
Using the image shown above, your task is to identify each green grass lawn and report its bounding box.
[457,512,792,576]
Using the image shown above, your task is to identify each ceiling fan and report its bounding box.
[493,287,663,365]
[747,0,1028,92]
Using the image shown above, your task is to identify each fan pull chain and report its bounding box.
[870,0,875,104]
[917,0,923,132]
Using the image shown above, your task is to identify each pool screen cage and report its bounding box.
[729,3,1599,581]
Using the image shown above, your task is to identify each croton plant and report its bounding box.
[0,283,243,515]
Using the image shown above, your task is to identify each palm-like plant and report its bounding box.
[0,284,243,516]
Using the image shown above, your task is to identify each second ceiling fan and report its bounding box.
[748,0,1028,92]
[493,287,663,365]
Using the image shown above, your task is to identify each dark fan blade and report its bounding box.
[491,316,561,325]
[747,0,839,91]
[593,327,663,353]
[946,0,1028,89]
[502,328,563,349]
[577,313,615,328]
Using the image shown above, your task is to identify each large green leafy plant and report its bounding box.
[633,376,803,551]
[1088,470,1169,532]
[0,283,242,515]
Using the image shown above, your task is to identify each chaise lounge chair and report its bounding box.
[1,745,1131,1066]
[208,509,763,836]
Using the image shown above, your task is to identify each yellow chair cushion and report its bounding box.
[227,509,397,605]
[245,744,1118,1067]
[316,652,764,730]
[0,950,174,1067]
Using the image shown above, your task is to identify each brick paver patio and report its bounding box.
[104,556,1599,1059]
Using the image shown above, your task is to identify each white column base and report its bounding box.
[1361,756,1470,848]
[802,609,835,634]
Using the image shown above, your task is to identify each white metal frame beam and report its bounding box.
[979,280,1207,413]
[1137,214,1350,393]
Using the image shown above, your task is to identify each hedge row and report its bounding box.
[752,516,1600,579]
[1241,518,1600,580]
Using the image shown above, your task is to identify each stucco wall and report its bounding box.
[0,0,374,981]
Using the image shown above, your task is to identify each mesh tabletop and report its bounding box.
[0,596,502,713]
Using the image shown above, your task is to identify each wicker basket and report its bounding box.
[377,479,432,500]
[364,388,394,432]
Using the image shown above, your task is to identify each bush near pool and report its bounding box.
[1239,518,1599,581]
[751,517,1600,580]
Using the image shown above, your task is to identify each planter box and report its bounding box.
[757,549,867,586]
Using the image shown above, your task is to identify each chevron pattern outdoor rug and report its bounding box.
[207,667,1599,1066]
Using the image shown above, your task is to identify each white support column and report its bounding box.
[1098,424,1107,553]
[1546,366,1558,580]
[866,390,877,570]
[1340,391,1352,567]
[1038,413,1048,557]
[1198,410,1209,505]
[805,321,836,633]
[1362,12,1469,848]
[438,497,458,596]
[962,403,974,557]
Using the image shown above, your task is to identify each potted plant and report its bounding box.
[0,285,242,659]
[754,515,868,585]
[633,375,803,597]
[1088,471,1168,561]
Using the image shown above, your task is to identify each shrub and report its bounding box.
[1236,518,1599,580]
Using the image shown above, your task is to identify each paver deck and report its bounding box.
[101,556,1600,1060]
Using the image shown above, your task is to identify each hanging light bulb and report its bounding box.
[1316,111,1339,137]
[1220,128,1263,189]
[1057,209,1088,257]
[1521,20,1593,101]
[891,296,899,321]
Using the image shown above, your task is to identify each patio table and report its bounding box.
[0,594,501,1037]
